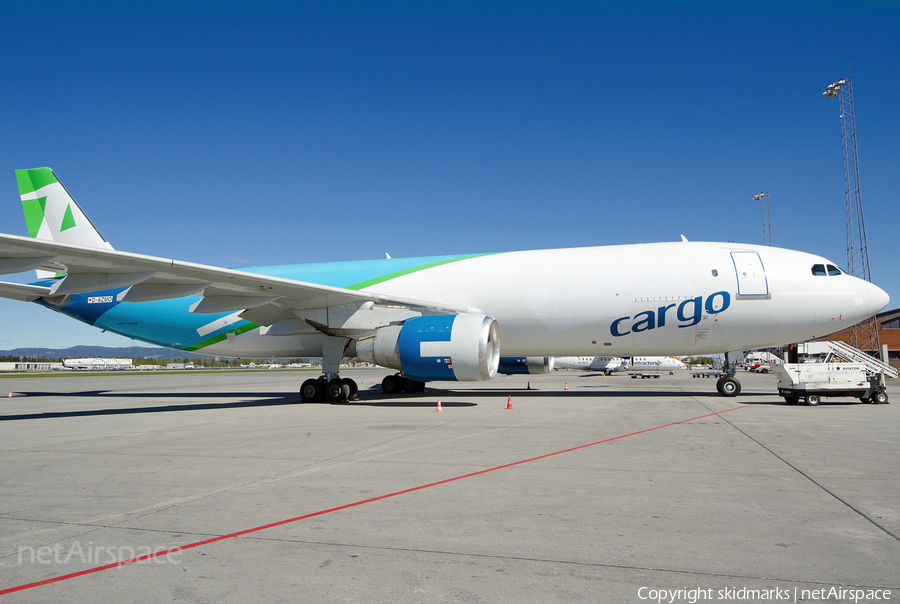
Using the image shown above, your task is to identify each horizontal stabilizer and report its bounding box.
[0,281,52,302]
[0,255,57,275]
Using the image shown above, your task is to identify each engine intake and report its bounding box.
[357,314,499,382]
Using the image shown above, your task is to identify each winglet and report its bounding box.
[16,167,114,277]
[16,168,113,245]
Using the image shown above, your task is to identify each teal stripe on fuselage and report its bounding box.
[239,254,477,288]
[91,295,215,349]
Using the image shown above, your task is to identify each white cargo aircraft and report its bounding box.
[0,168,889,401]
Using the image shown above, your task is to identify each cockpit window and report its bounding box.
[827,264,842,276]
[811,264,826,276]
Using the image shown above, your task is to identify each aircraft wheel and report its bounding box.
[326,379,349,402]
[300,379,323,402]
[382,374,400,394]
[402,378,418,393]
[806,394,820,406]
[417,381,426,393]
[343,378,358,401]
[715,377,741,397]
[873,390,889,404]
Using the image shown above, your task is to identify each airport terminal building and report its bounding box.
[0,361,63,372]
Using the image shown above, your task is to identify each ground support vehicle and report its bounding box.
[775,362,889,406]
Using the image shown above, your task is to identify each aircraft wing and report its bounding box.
[0,233,474,324]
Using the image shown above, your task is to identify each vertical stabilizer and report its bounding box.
[16,168,113,278]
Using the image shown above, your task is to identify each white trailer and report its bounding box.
[775,341,897,406]
[774,362,887,406]
[629,372,661,379]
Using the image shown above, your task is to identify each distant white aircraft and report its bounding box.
[627,356,687,373]
[556,355,686,375]
[554,356,626,375]
[0,168,889,401]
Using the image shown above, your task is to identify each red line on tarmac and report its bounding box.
[1,404,752,596]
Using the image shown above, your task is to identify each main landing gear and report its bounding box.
[299,335,358,403]
[381,373,426,394]
[300,376,358,403]
[715,351,742,397]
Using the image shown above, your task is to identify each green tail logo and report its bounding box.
[16,167,114,277]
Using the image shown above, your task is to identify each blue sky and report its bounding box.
[0,1,898,350]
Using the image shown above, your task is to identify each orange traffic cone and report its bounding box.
[506,395,513,410]
[435,400,443,412]
[527,381,531,390]
[7,391,11,398]
[564,382,568,391]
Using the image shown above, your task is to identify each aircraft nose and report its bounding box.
[868,281,890,316]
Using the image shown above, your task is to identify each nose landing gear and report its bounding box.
[715,375,741,397]
[715,352,742,397]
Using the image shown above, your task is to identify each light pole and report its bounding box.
[752,191,771,246]
[822,77,881,357]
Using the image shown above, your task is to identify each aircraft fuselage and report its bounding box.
[42,241,887,359]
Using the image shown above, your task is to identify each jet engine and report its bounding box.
[497,357,554,375]
[357,314,499,381]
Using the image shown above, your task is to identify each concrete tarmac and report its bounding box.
[0,369,897,603]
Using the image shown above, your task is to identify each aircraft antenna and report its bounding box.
[752,191,772,246]
[822,77,882,358]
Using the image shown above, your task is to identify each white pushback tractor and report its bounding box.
[774,341,897,406]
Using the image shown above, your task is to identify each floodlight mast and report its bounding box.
[752,191,771,246]
[822,77,881,357]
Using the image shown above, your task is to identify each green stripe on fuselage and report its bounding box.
[183,322,261,352]
[346,254,493,290]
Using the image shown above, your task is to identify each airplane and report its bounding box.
[554,356,626,375]
[0,168,890,401]
[555,355,685,375]
[627,356,687,373]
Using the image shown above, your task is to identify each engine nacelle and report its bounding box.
[357,314,500,381]
[497,356,555,375]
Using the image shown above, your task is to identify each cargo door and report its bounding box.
[731,251,769,297]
